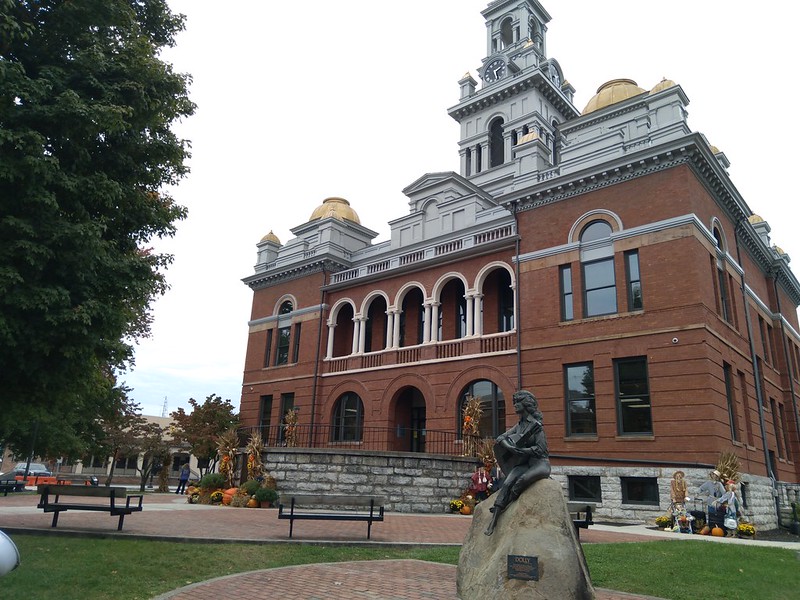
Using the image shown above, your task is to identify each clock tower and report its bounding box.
[448,0,579,192]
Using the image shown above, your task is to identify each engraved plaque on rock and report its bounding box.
[507,554,539,581]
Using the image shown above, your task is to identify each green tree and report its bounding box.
[170,395,239,477]
[0,0,194,457]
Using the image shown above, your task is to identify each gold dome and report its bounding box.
[774,245,786,255]
[260,230,281,245]
[582,79,647,115]
[309,197,361,225]
[649,78,677,95]
[709,145,720,155]
[748,214,764,225]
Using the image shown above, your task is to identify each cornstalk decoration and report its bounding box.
[462,394,482,457]
[245,431,264,481]
[217,428,239,488]
[284,408,299,448]
[716,451,741,483]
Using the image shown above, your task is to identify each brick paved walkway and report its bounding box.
[3,491,794,599]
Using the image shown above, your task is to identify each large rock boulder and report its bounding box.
[457,478,595,600]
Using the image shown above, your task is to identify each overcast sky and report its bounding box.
[124,0,800,417]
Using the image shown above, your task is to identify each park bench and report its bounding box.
[0,479,25,496]
[566,501,595,538]
[278,494,385,539]
[37,484,144,531]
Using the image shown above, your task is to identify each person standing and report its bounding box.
[175,463,191,495]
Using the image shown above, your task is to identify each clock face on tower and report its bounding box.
[483,58,506,82]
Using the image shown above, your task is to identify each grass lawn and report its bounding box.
[2,535,798,599]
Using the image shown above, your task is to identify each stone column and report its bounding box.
[325,322,336,359]
[473,293,484,336]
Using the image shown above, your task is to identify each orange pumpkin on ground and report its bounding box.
[247,498,259,508]
[711,526,725,537]
[699,525,711,535]
[460,505,473,515]
[222,487,238,506]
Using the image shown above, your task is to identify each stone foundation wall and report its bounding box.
[550,466,782,530]
[261,449,788,529]
[262,448,476,513]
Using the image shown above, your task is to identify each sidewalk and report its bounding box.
[2,492,797,599]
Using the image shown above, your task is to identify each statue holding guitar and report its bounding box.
[485,389,551,536]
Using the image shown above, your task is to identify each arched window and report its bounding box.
[465,147,472,177]
[331,392,364,442]
[580,220,612,243]
[489,118,505,168]
[500,17,514,48]
[458,380,506,439]
[580,220,616,317]
[275,300,294,365]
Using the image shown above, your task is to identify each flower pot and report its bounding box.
[260,501,272,509]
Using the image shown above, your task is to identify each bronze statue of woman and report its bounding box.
[485,390,551,536]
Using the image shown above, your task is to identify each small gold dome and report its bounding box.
[260,230,281,245]
[748,214,764,225]
[649,78,677,95]
[582,79,646,115]
[709,145,720,155]
[309,197,361,225]
[774,245,786,255]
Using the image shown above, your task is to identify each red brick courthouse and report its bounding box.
[238,1,800,528]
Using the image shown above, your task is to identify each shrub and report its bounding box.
[198,473,225,490]
[241,479,261,496]
[254,487,278,503]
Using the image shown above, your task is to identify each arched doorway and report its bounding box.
[394,387,426,452]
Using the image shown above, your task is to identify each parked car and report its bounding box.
[13,462,52,477]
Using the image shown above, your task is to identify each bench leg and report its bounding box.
[118,515,125,531]
[367,520,372,540]
[288,519,294,539]
[51,512,59,528]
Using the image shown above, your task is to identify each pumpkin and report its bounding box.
[247,497,259,508]
[711,526,725,537]
[460,505,473,515]
[699,525,711,535]
[222,487,238,506]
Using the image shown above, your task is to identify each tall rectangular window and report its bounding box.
[560,264,574,321]
[263,329,273,368]
[292,322,302,363]
[779,403,793,462]
[625,250,643,311]
[275,325,291,365]
[564,363,596,435]
[615,356,652,434]
[583,258,617,317]
[279,393,295,444]
[724,362,739,442]
[717,267,730,322]
[259,395,273,442]
[759,316,770,364]
[739,371,754,446]
[771,399,784,459]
